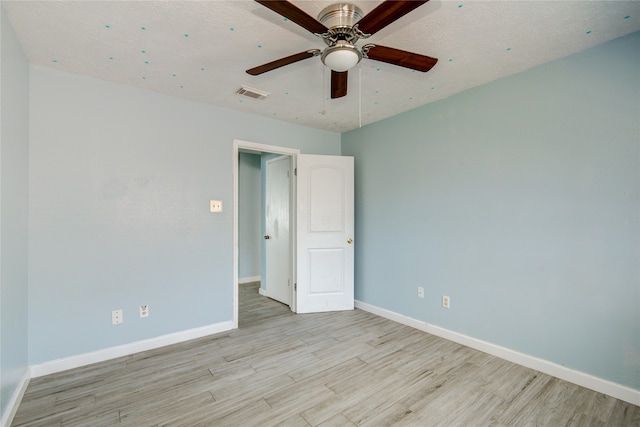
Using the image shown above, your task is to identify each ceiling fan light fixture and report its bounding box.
[321,42,362,72]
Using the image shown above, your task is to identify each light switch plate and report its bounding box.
[210,200,222,213]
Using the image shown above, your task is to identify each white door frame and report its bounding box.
[232,139,300,327]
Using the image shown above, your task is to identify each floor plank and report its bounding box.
[12,282,640,426]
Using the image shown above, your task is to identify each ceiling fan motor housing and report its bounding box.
[318,3,363,32]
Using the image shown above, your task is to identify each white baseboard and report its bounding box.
[0,368,30,427]
[30,320,235,378]
[239,276,261,284]
[258,287,268,297]
[354,300,640,406]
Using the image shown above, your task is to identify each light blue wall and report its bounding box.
[342,32,640,390]
[28,66,340,365]
[0,4,29,418]
[238,152,261,280]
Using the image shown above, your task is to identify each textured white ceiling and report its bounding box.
[4,0,640,132]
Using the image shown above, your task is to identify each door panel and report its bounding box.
[265,156,291,306]
[297,154,354,313]
[309,248,344,294]
[309,166,345,232]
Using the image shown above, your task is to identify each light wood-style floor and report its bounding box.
[12,282,640,426]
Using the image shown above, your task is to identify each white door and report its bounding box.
[265,156,292,306]
[296,154,354,313]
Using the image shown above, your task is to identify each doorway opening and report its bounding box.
[233,140,300,328]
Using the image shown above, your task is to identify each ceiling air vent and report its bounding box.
[236,86,270,100]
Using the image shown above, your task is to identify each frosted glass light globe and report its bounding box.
[322,44,362,72]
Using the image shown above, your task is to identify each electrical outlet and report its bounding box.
[112,309,123,325]
[140,305,149,318]
[209,200,222,213]
[442,295,450,309]
[417,287,424,299]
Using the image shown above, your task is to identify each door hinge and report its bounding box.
[294,283,297,291]
[294,168,297,176]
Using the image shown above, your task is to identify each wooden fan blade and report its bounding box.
[331,71,348,99]
[255,0,328,34]
[357,0,429,35]
[364,45,438,72]
[247,50,319,75]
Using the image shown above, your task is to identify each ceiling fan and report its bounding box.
[247,0,438,99]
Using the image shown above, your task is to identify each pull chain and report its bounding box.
[358,66,362,128]
[322,65,327,115]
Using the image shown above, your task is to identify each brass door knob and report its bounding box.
[347,238,353,244]
[264,235,271,240]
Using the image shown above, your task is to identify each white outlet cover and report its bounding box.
[112,309,123,325]
[442,296,451,308]
[209,200,222,212]
[140,305,149,318]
